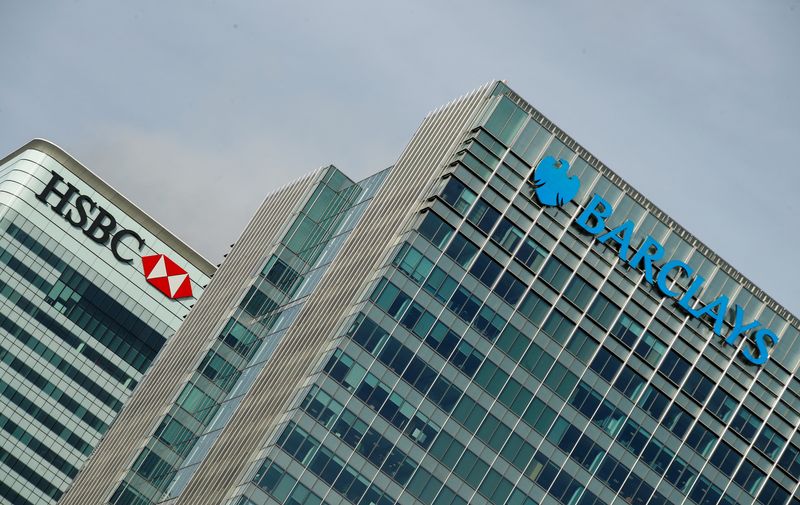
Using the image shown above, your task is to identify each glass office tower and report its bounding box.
[0,140,213,505]
[61,82,800,505]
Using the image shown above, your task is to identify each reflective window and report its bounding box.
[492,218,525,252]
[515,235,547,271]
[445,233,479,267]
[634,332,667,367]
[686,423,717,457]
[418,212,454,249]
[734,459,766,495]
[731,406,761,440]
[440,177,477,215]
[468,199,501,234]
[754,424,786,460]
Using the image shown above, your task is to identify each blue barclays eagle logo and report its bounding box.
[530,156,580,207]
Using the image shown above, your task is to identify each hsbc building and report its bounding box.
[0,139,213,505]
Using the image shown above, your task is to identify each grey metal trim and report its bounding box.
[0,138,216,277]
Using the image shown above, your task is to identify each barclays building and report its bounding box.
[61,82,800,505]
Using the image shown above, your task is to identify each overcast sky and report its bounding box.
[1,1,798,314]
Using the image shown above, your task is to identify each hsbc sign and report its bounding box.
[37,170,145,263]
[36,170,193,299]
[142,254,193,299]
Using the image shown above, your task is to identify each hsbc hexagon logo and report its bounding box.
[142,254,193,299]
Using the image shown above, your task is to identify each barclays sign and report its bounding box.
[531,156,779,365]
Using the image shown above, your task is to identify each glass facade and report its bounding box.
[108,166,390,505]
[0,142,212,505]
[66,82,800,505]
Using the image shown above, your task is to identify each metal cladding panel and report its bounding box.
[58,170,323,505]
[173,84,496,505]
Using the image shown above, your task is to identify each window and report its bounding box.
[683,370,714,404]
[475,360,509,397]
[569,382,601,420]
[418,212,453,249]
[757,478,789,505]
[590,348,622,383]
[493,272,525,305]
[477,414,512,452]
[754,424,786,460]
[430,431,465,470]
[400,302,435,338]
[544,362,579,400]
[566,328,598,363]
[734,459,765,495]
[663,404,692,438]
[523,398,557,435]
[658,350,690,384]
[393,244,434,284]
[450,340,484,378]
[614,366,645,400]
[495,324,529,360]
[519,291,550,325]
[440,177,476,215]
[730,406,761,441]
[445,233,479,267]
[641,438,675,475]
[263,257,301,294]
[470,252,503,287]
[546,416,580,454]
[241,286,278,319]
[689,475,723,505]
[516,236,547,271]
[686,423,717,457]
[473,305,507,341]
[154,416,195,457]
[610,313,644,347]
[541,310,575,345]
[478,468,514,505]
[502,434,536,472]
[469,139,502,169]
[492,218,525,252]
[485,96,528,145]
[664,456,696,493]
[467,199,501,234]
[563,276,595,310]
[370,279,410,319]
[520,342,553,380]
[453,395,487,433]
[639,386,669,420]
[635,332,666,367]
[592,399,626,437]
[423,267,458,303]
[539,256,571,291]
[595,456,629,490]
[199,351,240,392]
[778,442,800,479]
[707,389,738,423]
[617,419,650,456]
[587,293,620,329]
[447,286,482,322]
[177,384,218,423]
[710,441,741,477]
[577,436,608,474]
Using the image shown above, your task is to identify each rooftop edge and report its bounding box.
[0,138,216,277]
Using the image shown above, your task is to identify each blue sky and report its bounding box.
[1,0,798,313]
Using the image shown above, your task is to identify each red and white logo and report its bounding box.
[141,254,193,299]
